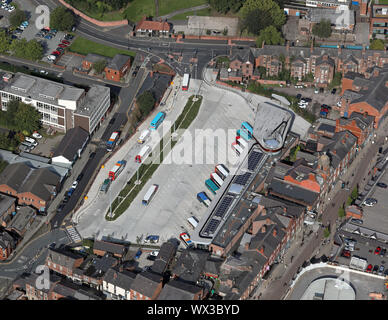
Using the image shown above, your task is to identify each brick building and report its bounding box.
[135,17,171,37]
[158,280,205,300]
[105,54,131,82]
[129,271,163,300]
[0,193,16,227]
[93,240,127,259]
[46,247,84,278]
[0,228,17,260]
[0,163,61,213]
[102,267,137,300]
[369,4,388,39]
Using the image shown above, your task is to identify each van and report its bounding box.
[21,141,34,149]
[100,178,111,193]
[187,216,199,229]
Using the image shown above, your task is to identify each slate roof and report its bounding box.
[137,72,172,103]
[84,53,110,64]
[350,66,388,111]
[0,193,16,215]
[172,249,209,284]
[322,130,357,169]
[93,240,127,256]
[8,206,35,235]
[130,271,163,298]
[339,112,375,131]
[0,229,17,251]
[53,279,103,300]
[103,267,136,291]
[158,280,202,300]
[53,126,89,162]
[151,241,177,274]
[107,54,131,71]
[0,163,60,201]
[47,247,84,269]
[269,179,320,206]
[344,71,363,80]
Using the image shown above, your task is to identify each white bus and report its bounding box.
[231,142,243,156]
[135,145,151,163]
[142,184,159,205]
[187,216,199,229]
[210,172,224,188]
[182,73,190,90]
[215,164,229,180]
[137,129,150,144]
[236,136,248,149]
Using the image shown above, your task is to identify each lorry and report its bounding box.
[109,160,126,181]
[137,129,150,144]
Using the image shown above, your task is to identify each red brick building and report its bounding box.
[135,17,171,38]
[105,54,131,82]
[0,229,17,260]
[129,271,163,300]
[46,248,84,278]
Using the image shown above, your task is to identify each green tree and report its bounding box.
[346,195,353,206]
[208,0,245,14]
[50,7,75,31]
[312,19,332,38]
[351,185,358,200]
[0,30,10,54]
[10,39,43,61]
[240,0,286,29]
[323,227,330,238]
[5,99,19,126]
[370,39,385,50]
[240,8,275,35]
[338,206,346,218]
[13,102,41,133]
[256,25,284,47]
[9,9,26,28]
[137,91,155,117]
[93,59,107,74]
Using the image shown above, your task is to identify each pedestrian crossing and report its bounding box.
[65,226,82,243]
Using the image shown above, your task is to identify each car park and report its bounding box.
[366,264,373,272]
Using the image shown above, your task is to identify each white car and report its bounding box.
[314,88,319,94]
[72,181,78,189]
[40,70,48,75]
[8,7,14,12]
[24,137,38,146]
[337,101,342,107]
[32,132,42,139]
[363,198,377,206]
[149,250,159,257]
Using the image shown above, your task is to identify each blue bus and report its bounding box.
[205,178,219,195]
[150,112,166,130]
[237,122,253,141]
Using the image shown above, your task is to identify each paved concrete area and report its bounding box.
[355,23,370,46]
[287,265,386,300]
[74,76,262,244]
[56,53,83,70]
[29,132,64,157]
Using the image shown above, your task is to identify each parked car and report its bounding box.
[378,265,385,275]
[314,88,319,94]
[63,195,69,203]
[377,182,387,188]
[147,255,156,261]
[76,173,84,182]
[56,203,65,213]
[61,40,70,45]
[51,51,61,56]
[71,181,78,189]
[351,218,363,225]
[109,117,115,125]
[144,235,159,243]
[56,47,64,53]
[373,265,379,273]
[331,88,337,95]
[380,248,386,257]
[374,246,382,255]
[67,188,75,197]
[363,198,377,206]
[366,264,373,272]
[341,249,351,258]
[32,132,42,139]
[40,70,48,75]
[135,249,142,259]
[296,93,302,100]
[25,137,37,146]
[89,152,96,159]
[58,43,67,48]
[149,250,159,257]
[44,34,53,40]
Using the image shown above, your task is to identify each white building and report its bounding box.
[0,73,110,133]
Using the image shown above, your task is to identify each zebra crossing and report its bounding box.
[65,226,82,243]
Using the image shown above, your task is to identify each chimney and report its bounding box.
[259,246,265,254]
[113,272,117,279]
[283,207,287,213]
[261,225,267,233]
[273,228,277,237]
[150,70,154,78]
[245,242,249,250]
[363,111,368,118]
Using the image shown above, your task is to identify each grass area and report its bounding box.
[153,63,174,74]
[106,95,203,220]
[378,0,388,4]
[169,7,212,20]
[158,0,207,17]
[69,37,136,58]
[123,0,155,23]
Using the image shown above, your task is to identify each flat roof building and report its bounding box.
[0,73,110,134]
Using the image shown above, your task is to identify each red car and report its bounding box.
[61,40,70,45]
[366,264,373,272]
[51,51,61,56]
[375,246,382,255]
[341,249,351,258]
[57,43,67,48]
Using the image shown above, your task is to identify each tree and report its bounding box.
[14,102,41,133]
[240,0,286,30]
[9,9,26,29]
[323,227,330,238]
[50,7,75,31]
[0,30,10,54]
[351,185,358,200]
[208,0,245,14]
[338,206,346,218]
[10,39,43,61]
[240,8,275,35]
[256,26,284,47]
[312,19,332,38]
[93,59,107,74]
[136,91,155,117]
[370,39,385,50]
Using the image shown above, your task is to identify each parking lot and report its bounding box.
[360,167,388,233]
[76,78,261,245]
[27,133,64,158]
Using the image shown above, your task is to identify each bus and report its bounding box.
[236,136,248,149]
[197,192,211,207]
[215,164,229,180]
[137,129,150,144]
[150,112,166,131]
[135,145,151,163]
[231,142,243,156]
[210,172,223,188]
[187,216,199,229]
[106,131,120,151]
[180,232,193,247]
[142,184,159,205]
[182,73,190,91]
[205,178,219,195]
[109,160,126,181]
[237,122,253,141]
